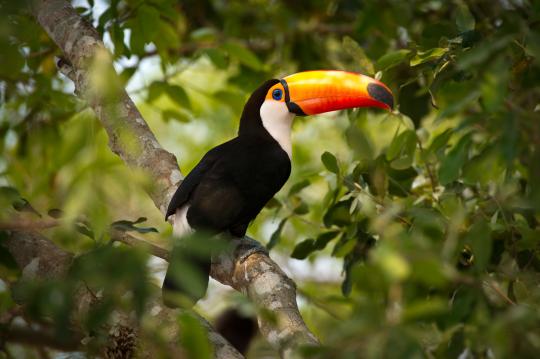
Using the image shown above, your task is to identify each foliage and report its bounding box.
[1,0,540,357]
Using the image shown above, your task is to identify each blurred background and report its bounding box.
[1,0,540,357]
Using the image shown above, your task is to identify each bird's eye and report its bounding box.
[272,89,283,101]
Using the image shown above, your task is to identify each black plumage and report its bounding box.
[163,79,291,305]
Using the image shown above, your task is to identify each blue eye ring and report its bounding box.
[272,88,283,101]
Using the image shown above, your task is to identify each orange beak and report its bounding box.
[277,70,393,116]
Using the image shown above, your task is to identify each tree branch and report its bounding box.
[111,230,170,261]
[0,218,60,231]
[3,230,243,359]
[30,0,319,357]
[1,325,81,351]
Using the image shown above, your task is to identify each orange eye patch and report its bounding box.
[265,83,286,102]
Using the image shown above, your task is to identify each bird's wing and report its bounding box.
[165,147,221,220]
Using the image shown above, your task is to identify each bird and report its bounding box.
[163,70,393,307]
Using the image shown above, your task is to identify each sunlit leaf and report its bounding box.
[291,238,317,259]
[222,41,264,70]
[321,151,340,175]
[343,36,375,75]
[376,50,412,71]
[178,312,212,359]
[267,218,287,250]
[456,5,476,33]
[386,129,417,169]
[166,84,191,110]
[288,179,311,196]
[438,134,471,185]
[410,48,448,67]
[464,220,492,271]
[111,217,158,234]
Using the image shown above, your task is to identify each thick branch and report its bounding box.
[3,230,242,359]
[211,239,319,357]
[2,325,81,351]
[0,218,60,231]
[31,0,318,356]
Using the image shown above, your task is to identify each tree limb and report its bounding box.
[0,218,60,231]
[3,230,243,359]
[1,325,81,351]
[30,0,319,357]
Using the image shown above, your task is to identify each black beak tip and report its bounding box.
[367,83,394,110]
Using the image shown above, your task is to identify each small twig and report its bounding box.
[0,218,60,231]
[1,325,82,351]
[297,287,345,320]
[484,279,516,306]
[415,133,439,197]
[348,180,412,226]
[111,230,170,261]
[281,201,327,230]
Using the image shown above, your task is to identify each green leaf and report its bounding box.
[190,27,217,42]
[203,48,228,69]
[154,22,181,60]
[0,232,20,280]
[456,5,475,33]
[75,221,95,240]
[410,48,448,67]
[427,129,453,156]
[119,66,137,87]
[291,239,317,259]
[438,134,471,185]
[111,217,158,234]
[137,4,160,43]
[464,220,492,271]
[264,197,282,209]
[346,116,374,161]
[376,50,412,71]
[162,109,191,123]
[388,166,417,197]
[457,36,512,70]
[12,198,41,217]
[462,146,504,185]
[480,59,509,112]
[321,151,340,175]
[436,89,481,120]
[403,299,448,322]
[222,41,264,70]
[178,312,212,359]
[410,258,448,287]
[147,81,167,102]
[47,208,64,218]
[288,179,311,196]
[166,84,191,110]
[448,288,478,323]
[333,238,356,258]
[343,36,375,75]
[314,231,341,251]
[386,130,417,169]
[267,218,287,250]
[292,200,309,215]
[110,24,128,58]
[323,200,352,227]
[370,157,388,197]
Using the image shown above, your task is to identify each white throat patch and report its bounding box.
[260,100,295,158]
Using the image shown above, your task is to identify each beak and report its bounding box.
[281,70,393,116]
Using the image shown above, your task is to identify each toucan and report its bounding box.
[163,70,393,306]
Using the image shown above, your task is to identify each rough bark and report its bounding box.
[24,0,319,357]
[3,230,242,359]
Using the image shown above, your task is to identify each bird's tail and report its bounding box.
[162,235,211,308]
